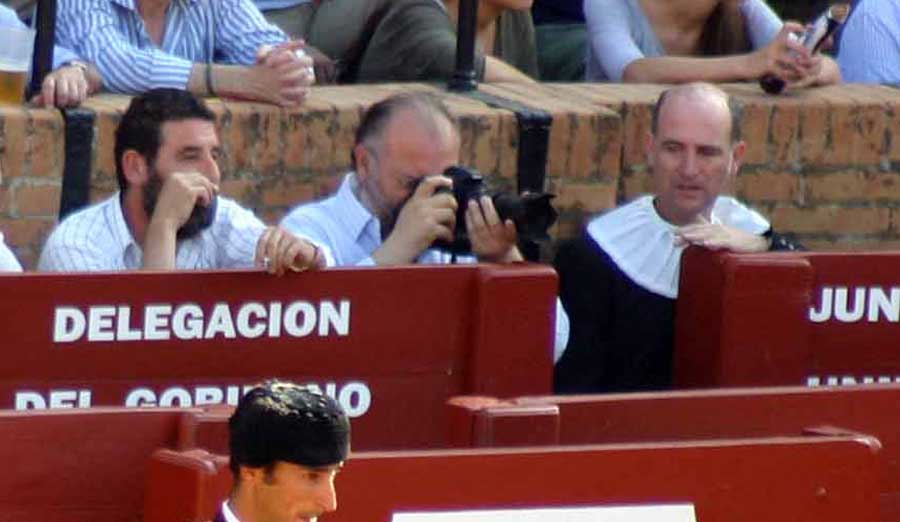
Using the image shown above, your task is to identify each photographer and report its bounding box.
[281,92,568,359]
[282,92,521,266]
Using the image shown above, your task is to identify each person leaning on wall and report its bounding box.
[252,0,536,84]
[584,0,841,88]
[53,0,314,106]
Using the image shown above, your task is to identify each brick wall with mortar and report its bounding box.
[0,83,898,269]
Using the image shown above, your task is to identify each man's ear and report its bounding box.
[239,465,265,486]
[354,144,371,179]
[644,132,655,169]
[121,150,150,187]
[729,140,747,178]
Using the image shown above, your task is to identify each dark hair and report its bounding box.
[651,85,742,143]
[114,88,216,191]
[352,92,455,168]
[699,1,752,56]
[229,380,351,478]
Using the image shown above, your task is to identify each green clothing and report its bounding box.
[495,9,540,79]
[262,0,486,83]
[535,23,587,81]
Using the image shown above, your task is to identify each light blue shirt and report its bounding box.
[0,4,79,69]
[281,172,571,362]
[54,0,288,93]
[280,173,467,266]
[0,232,22,272]
[837,0,900,84]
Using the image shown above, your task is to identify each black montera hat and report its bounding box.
[229,381,350,470]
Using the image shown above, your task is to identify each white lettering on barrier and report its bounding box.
[15,389,92,409]
[809,286,900,323]
[87,306,116,341]
[806,375,900,387]
[52,300,351,343]
[117,306,142,341]
[173,304,204,340]
[145,305,172,340]
[54,307,86,342]
[14,381,371,417]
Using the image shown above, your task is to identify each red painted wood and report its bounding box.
[0,265,556,449]
[676,248,900,388]
[144,436,882,522]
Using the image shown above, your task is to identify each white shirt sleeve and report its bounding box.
[585,0,647,81]
[741,0,783,50]
[0,233,22,272]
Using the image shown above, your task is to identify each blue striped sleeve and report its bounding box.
[214,0,288,65]
[56,0,194,93]
[837,1,900,84]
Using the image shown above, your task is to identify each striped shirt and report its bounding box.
[252,0,310,13]
[837,0,900,84]
[54,0,289,93]
[38,193,267,271]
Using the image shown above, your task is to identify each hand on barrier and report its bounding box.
[255,226,325,275]
[31,63,90,108]
[253,40,315,107]
[675,215,769,253]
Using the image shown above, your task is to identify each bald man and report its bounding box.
[554,82,800,394]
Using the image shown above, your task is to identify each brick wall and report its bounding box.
[0,83,898,269]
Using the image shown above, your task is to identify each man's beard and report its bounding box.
[356,172,399,240]
[142,170,217,240]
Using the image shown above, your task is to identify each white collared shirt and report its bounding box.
[38,193,267,272]
[281,172,473,267]
[221,500,241,522]
[0,231,22,272]
[587,195,770,299]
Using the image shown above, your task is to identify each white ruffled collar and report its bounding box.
[586,195,770,299]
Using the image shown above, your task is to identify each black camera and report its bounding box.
[430,166,557,255]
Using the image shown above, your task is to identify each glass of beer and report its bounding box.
[0,25,35,105]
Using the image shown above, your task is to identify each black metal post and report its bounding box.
[448,0,478,92]
[29,0,57,97]
[58,108,95,220]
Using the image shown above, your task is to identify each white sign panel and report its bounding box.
[392,504,696,522]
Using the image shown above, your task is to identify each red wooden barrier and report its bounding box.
[143,434,882,522]
[676,249,900,388]
[0,264,556,449]
[0,407,196,522]
[448,385,900,519]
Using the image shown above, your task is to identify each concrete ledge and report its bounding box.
[1,83,898,268]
